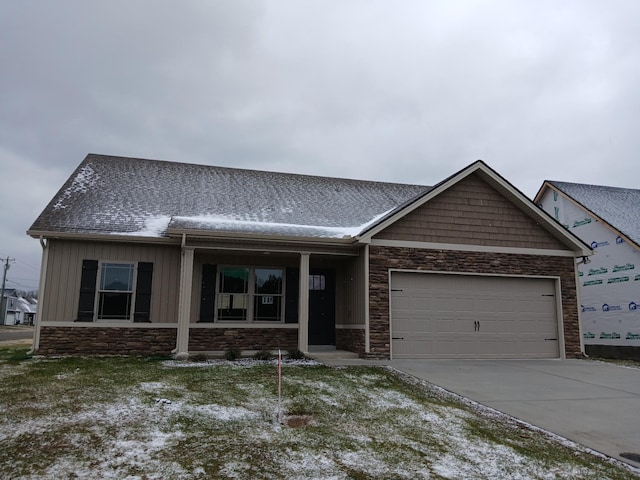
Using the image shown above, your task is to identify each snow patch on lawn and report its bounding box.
[2,361,639,479]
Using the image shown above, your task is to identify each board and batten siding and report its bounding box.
[375,173,567,250]
[41,240,180,324]
[337,252,366,326]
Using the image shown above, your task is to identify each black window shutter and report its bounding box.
[285,268,299,324]
[134,262,153,322]
[199,264,217,322]
[77,260,98,322]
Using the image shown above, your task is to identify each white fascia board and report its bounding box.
[26,230,179,245]
[167,229,358,249]
[370,239,579,257]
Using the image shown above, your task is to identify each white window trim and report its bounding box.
[94,261,138,322]
[215,265,286,324]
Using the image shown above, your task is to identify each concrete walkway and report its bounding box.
[321,357,640,467]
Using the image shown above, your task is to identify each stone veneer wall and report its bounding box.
[37,327,177,356]
[336,328,365,355]
[188,327,298,352]
[368,246,580,359]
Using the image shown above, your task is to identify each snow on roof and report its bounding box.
[29,154,430,241]
[16,297,37,313]
[548,181,640,245]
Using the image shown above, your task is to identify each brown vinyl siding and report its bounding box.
[41,240,180,324]
[375,173,567,250]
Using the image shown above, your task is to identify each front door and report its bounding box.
[308,269,335,345]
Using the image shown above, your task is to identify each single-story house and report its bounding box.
[535,181,640,359]
[28,154,591,359]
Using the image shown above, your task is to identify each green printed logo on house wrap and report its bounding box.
[600,332,621,339]
[588,267,607,276]
[607,276,629,284]
[613,263,635,272]
[573,218,592,228]
[578,271,584,277]
[583,279,603,286]
[635,274,640,281]
[627,332,640,340]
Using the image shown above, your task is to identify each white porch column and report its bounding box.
[175,247,194,359]
[364,244,370,354]
[29,238,49,354]
[298,253,310,353]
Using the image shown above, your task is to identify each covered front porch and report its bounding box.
[172,236,368,358]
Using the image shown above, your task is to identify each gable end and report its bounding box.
[374,173,567,250]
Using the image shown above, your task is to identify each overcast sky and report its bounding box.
[2,0,639,291]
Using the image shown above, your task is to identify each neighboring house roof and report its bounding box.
[2,288,17,298]
[28,154,430,241]
[16,297,37,314]
[537,181,640,249]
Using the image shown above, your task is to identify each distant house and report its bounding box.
[2,289,18,325]
[28,154,590,359]
[15,297,37,325]
[536,181,640,359]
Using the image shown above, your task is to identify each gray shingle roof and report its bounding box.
[549,181,640,246]
[29,154,430,240]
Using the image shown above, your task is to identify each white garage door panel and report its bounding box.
[391,273,560,359]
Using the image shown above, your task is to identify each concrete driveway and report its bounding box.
[389,358,640,467]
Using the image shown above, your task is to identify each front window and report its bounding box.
[254,268,283,321]
[215,266,284,322]
[217,268,249,321]
[97,263,134,320]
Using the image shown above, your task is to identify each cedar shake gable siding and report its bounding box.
[375,173,567,250]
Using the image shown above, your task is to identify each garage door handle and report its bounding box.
[392,337,405,340]
[544,338,557,341]
[391,289,403,292]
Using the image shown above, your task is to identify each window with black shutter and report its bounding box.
[199,264,217,322]
[77,260,98,321]
[134,262,153,322]
[77,260,153,322]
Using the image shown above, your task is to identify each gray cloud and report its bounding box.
[2,0,640,289]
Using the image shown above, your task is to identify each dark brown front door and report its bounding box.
[308,269,335,345]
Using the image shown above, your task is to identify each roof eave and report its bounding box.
[27,230,180,245]
[165,228,359,246]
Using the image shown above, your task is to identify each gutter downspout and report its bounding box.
[173,234,194,358]
[364,244,370,355]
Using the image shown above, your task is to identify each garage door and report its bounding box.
[390,273,560,359]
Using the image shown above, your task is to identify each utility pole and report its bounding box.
[0,257,15,326]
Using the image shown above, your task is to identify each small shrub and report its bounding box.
[287,348,306,360]
[224,347,242,361]
[253,349,273,361]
